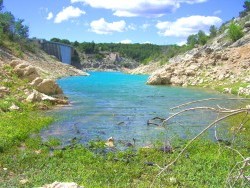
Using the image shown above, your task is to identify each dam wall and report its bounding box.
[39,40,73,65]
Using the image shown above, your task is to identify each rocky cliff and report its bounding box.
[79,51,139,71]
[146,17,250,97]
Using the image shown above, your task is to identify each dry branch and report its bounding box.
[171,98,250,110]
[162,107,247,126]
[150,110,247,188]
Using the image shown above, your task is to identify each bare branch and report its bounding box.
[171,98,250,110]
[162,107,247,126]
[150,110,246,188]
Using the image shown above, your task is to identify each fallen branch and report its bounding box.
[150,110,246,188]
[162,107,247,126]
[171,98,250,110]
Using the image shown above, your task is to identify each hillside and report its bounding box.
[145,14,250,97]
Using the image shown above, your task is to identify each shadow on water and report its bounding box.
[41,72,244,149]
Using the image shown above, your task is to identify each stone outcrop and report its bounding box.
[26,90,68,105]
[0,47,88,79]
[11,60,39,81]
[147,43,250,96]
[36,79,63,96]
[10,60,63,96]
[79,52,139,71]
[127,61,162,75]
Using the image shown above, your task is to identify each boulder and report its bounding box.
[170,76,183,85]
[41,182,84,188]
[9,103,20,111]
[160,73,172,84]
[26,90,43,102]
[36,79,63,95]
[105,137,115,147]
[10,59,25,68]
[0,86,10,95]
[26,90,68,105]
[244,21,250,28]
[147,75,162,85]
[30,77,43,87]
[24,66,39,81]
[14,63,39,81]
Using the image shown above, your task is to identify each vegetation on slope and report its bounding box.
[0,0,38,57]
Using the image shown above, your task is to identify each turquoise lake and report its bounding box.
[41,72,237,148]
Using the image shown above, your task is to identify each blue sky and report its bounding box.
[4,0,246,45]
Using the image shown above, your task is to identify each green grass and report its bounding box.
[0,132,249,188]
[0,111,249,188]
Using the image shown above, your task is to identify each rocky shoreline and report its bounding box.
[146,42,250,96]
[0,46,88,110]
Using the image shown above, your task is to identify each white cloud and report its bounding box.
[128,24,136,31]
[90,18,126,34]
[141,23,151,31]
[156,15,222,37]
[46,12,53,20]
[71,0,208,17]
[54,6,85,23]
[120,39,132,44]
[143,41,151,44]
[213,10,222,15]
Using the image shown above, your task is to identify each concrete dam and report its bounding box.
[39,40,73,65]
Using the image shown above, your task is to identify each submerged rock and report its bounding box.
[105,137,115,147]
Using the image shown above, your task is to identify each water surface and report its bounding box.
[41,72,237,148]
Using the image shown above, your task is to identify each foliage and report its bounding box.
[209,25,217,38]
[0,0,3,11]
[14,19,29,39]
[187,34,198,47]
[0,1,31,55]
[228,22,244,42]
[50,38,71,45]
[239,0,250,17]
[243,0,250,12]
[186,30,209,48]
[197,30,208,45]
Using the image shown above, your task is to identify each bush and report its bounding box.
[228,22,244,42]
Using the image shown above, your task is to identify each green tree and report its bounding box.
[0,0,3,12]
[187,34,198,47]
[228,22,244,42]
[14,19,29,39]
[197,30,208,45]
[0,12,15,34]
[243,0,250,12]
[209,25,217,38]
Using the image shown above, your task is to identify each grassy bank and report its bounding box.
[0,111,249,187]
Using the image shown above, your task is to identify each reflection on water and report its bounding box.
[41,72,241,148]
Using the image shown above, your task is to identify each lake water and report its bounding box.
[41,72,238,148]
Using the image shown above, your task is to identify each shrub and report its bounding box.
[228,22,244,42]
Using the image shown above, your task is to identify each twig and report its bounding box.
[162,107,246,126]
[150,110,246,188]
